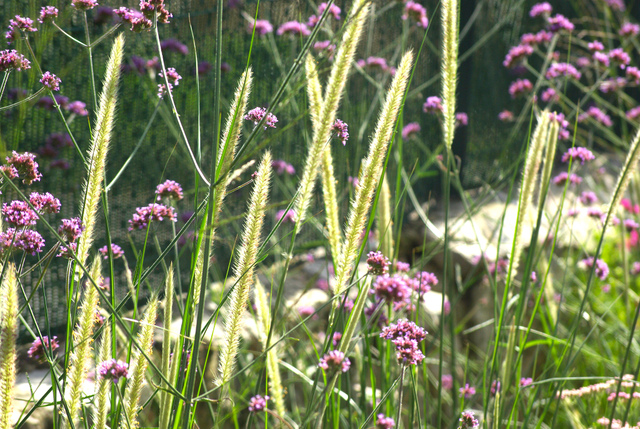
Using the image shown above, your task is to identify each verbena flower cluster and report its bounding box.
[380,319,427,365]
[27,336,59,362]
[97,359,129,383]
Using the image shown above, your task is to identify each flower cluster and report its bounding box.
[155,179,184,201]
[367,251,390,275]
[376,414,395,429]
[402,1,428,28]
[271,159,295,175]
[2,201,39,227]
[458,411,480,429]
[459,383,476,399]
[0,49,30,72]
[552,172,582,186]
[38,6,58,24]
[248,19,273,36]
[380,319,427,365]
[99,243,124,259]
[27,336,59,362]
[423,96,443,114]
[357,57,395,75]
[248,395,269,412]
[276,209,296,224]
[332,119,349,145]
[244,107,278,129]
[40,71,61,91]
[30,192,61,214]
[0,228,45,255]
[561,147,595,165]
[402,122,421,139]
[157,67,182,98]
[128,203,177,231]
[509,79,533,99]
[5,15,37,44]
[71,0,98,11]
[318,350,351,373]
[545,62,581,80]
[97,359,129,383]
[276,21,310,36]
[1,151,42,184]
[581,257,609,281]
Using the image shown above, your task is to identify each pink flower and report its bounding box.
[402,122,421,139]
[40,71,61,91]
[99,243,124,259]
[38,6,59,24]
[276,21,310,36]
[509,79,533,98]
[318,350,350,373]
[402,1,429,28]
[155,179,184,201]
[332,119,349,145]
[248,395,270,412]
[423,96,443,114]
[529,2,552,17]
[245,107,278,129]
[459,383,476,398]
[128,204,177,231]
[97,359,129,383]
[276,209,296,224]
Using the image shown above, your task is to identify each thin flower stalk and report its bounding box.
[306,54,342,259]
[216,152,272,389]
[0,264,18,429]
[441,0,460,151]
[294,0,368,228]
[333,50,414,299]
[255,279,286,418]
[158,265,174,429]
[93,321,111,429]
[120,298,158,429]
[75,35,124,275]
[509,111,550,279]
[63,256,102,429]
[377,173,394,259]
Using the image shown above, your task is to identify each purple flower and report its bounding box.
[28,336,59,361]
[97,359,129,383]
[380,319,427,343]
[619,22,640,37]
[113,7,153,32]
[30,192,61,214]
[2,201,39,226]
[367,251,390,275]
[626,67,640,85]
[357,57,391,73]
[509,79,533,98]
[441,374,453,389]
[313,40,336,58]
[318,2,341,20]
[520,377,533,387]
[160,67,182,85]
[624,219,639,231]
[332,119,349,145]
[271,159,295,175]
[348,176,359,188]
[561,147,595,164]
[588,40,605,52]
[392,336,425,364]
[498,110,514,122]
[372,274,411,304]
[128,203,177,231]
[248,395,269,412]
[38,6,59,24]
[413,271,438,294]
[541,88,559,103]
[546,63,581,80]
[599,77,627,93]
[593,51,610,67]
[552,172,582,186]
[579,191,598,205]
[298,305,316,319]
[318,350,351,373]
[401,123,420,140]
[248,19,273,36]
[156,179,184,201]
[6,16,37,44]
[547,14,574,32]
[402,1,429,28]
[276,21,310,36]
[609,48,630,68]
[40,72,61,91]
[160,38,189,55]
[276,209,296,224]
[455,112,468,127]
[459,410,480,428]
[627,106,640,121]
[66,101,88,116]
[581,257,609,281]
[459,383,476,399]
[529,2,552,17]
[423,96,443,114]
[503,44,534,68]
[0,228,45,255]
[244,107,278,129]
[58,217,84,242]
[520,30,552,45]
[332,332,342,347]
[71,0,99,11]
[1,151,41,184]
[99,243,124,259]
[395,261,410,272]
[376,414,395,429]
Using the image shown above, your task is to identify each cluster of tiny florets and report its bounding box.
[248,395,269,412]
[155,179,184,201]
[318,350,351,373]
[2,151,42,184]
[99,243,124,259]
[128,203,177,231]
[332,119,349,145]
[380,319,427,365]
[367,251,390,275]
[97,359,129,383]
[244,107,278,129]
[27,336,59,362]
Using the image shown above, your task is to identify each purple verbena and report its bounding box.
[332,119,349,145]
[581,257,609,281]
[155,179,184,201]
[40,71,61,91]
[561,147,595,164]
[318,350,351,373]
[367,251,390,275]
[99,243,124,259]
[2,151,41,184]
[71,0,99,11]
[128,203,177,231]
[29,192,61,214]
[38,6,59,24]
[58,217,84,242]
[97,359,129,383]
[276,21,310,36]
[244,107,278,129]
[27,336,59,362]
[458,410,480,429]
[423,96,443,114]
[2,201,39,226]
[402,1,429,28]
[248,395,269,412]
